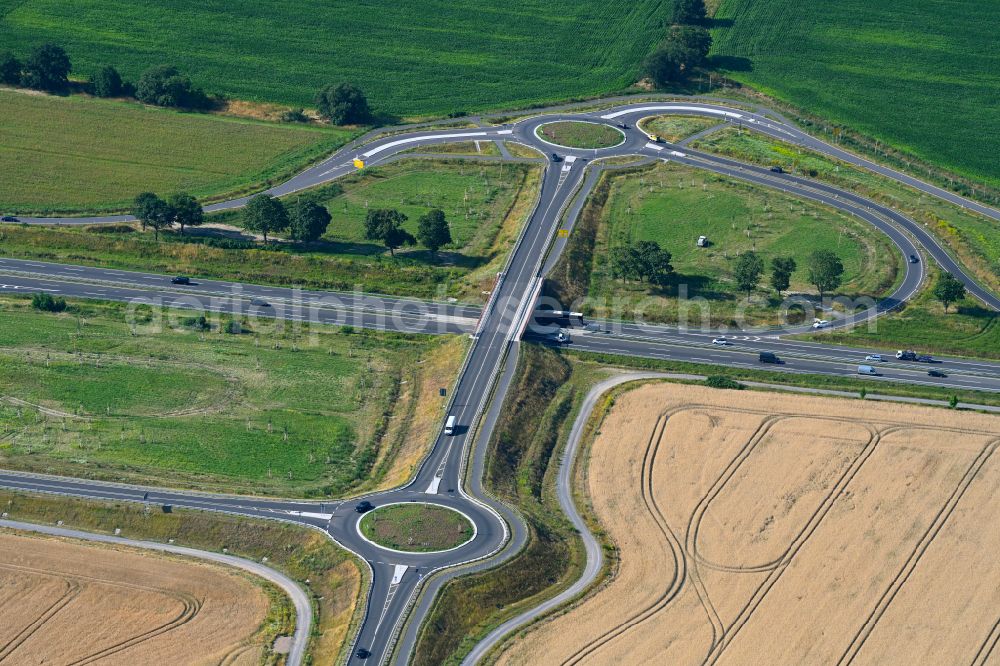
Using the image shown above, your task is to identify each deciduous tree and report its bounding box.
[0,52,22,85]
[670,0,707,25]
[131,193,174,240]
[22,43,71,92]
[287,200,332,242]
[91,65,123,97]
[167,192,203,235]
[770,256,796,295]
[316,83,370,125]
[416,209,452,259]
[242,194,289,243]
[807,249,844,300]
[734,251,764,299]
[364,209,414,256]
[933,272,966,313]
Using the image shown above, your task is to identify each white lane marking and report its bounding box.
[670,150,686,157]
[565,156,577,163]
[391,564,408,585]
[286,511,334,520]
[601,105,744,120]
[362,132,489,158]
[425,476,442,494]
[497,129,513,135]
[645,142,664,151]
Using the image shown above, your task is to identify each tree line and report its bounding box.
[641,0,713,87]
[1,43,372,123]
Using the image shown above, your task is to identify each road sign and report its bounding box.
[557,228,569,238]
[353,158,365,169]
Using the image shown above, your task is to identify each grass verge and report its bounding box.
[638,114,722,142]
[0,489,363,666]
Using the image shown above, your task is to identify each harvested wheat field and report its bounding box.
[496,383,1000,666]
[0,530,274,665]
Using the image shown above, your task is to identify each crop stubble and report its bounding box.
[0,531,272,665]
[495,383,1000,665]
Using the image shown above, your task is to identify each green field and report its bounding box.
[712,0,1000,187]
[359,504,473,552]
[0,296,448,496]
[535,122,624,149]
[0,0,663,118]
[578,162,898,326]
[692,128,1000,293]
[0,159,539,300]
[0,90,353,214]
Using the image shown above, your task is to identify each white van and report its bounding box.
[857,365,878,376]
[444,415,456,436]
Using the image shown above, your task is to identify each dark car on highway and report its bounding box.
[759,351,781,364]
[356,648,371,659]
[769,166,784,174]
[171,276,191,285]
[927,369,947,378]
[909,254,919,263]
[1,215,18,222]
[550,152,562,162]
[355,500,374,513]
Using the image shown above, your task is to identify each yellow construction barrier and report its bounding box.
[353,158,365,169]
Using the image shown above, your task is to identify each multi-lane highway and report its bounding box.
[2,96,999,665]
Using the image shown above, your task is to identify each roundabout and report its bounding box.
[534,120,625,150]
[1,96,998,666]
[357,502,476,554]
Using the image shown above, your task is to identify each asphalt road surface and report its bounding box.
[2,96,998,665]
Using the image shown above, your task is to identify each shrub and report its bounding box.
[135,65,210,109]
[280,107,309,123]
[0,51,22,85]
[91,65,124,97]
[31,292,67,312]
[705,375,745,390]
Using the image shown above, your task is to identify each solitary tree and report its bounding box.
[287,200,331,242]
[316,83,370,125]
[416,209,452,259]
[670,0,707,25]
[167,192,203,235]
[131,193,173,240]
[807,249,844,300]
[91,65,123,97]
[933,272,966,313]
[364,209,414,256]
[0,51,22,85]
[242,194,289,242]
[770,256,797,295]
[734,251,764,299]
[21,43,71,91]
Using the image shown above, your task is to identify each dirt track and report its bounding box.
[0,530,273,665]
[495,383,1000,665]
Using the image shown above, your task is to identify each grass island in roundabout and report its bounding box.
[535,121,625,149]
[359,502,475,553]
